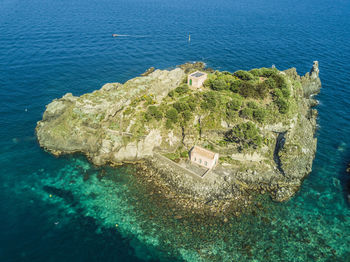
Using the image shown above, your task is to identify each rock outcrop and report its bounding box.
[36,68,184,165]
[36,62,321,204]
[302,61,321,97]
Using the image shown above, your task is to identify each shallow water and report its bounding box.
[1,0,350,261]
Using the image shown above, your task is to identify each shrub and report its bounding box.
[123,107,133,115]
[175,84,189,95]
[250,69,262,77]
[165,119,173,129]
[220,74,236,84]
[201,91,217,109]
[233,70,254,81]
[230,80,243,93]
[238,81,256,98]
[211,79,228,91]
[281,87,291,98]
[264,78,277,89]
[180,151,189,158]
[166,108,178,123]
[168,90,175,98]
[135,126,146,137]
[240,108,253,119]
[227,98,243,111]
[225,122,262,148]
[276,98,290,114]
[173,101,190,112]
[182,110,192,122]
[145,105,163,121]
[273,88,283,100]
[203,79,212,88]
[256,83,269,98]
[271,74,287,89]
[226,109,238,119]
[272,88,290,113]
[230,93,243,100]
[205,143,214,150]
[253,108,267,123]
[144,95,155,105]
[247,101,258,109]
[260,68,277,77]
[187,100,197,110]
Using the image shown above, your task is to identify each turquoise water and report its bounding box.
[1,0,350,261]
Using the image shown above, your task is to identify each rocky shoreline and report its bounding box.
[36,62,321,211]
[132,160,262,217]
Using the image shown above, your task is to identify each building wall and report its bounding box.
[197,75,207,87]
[188,74,207,88]
[190,152,219,169]
[188,77,199,88]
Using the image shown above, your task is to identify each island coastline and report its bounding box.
[36,61,321,214]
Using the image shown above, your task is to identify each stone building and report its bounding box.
[187,71,208,88]
[189,145,219,169]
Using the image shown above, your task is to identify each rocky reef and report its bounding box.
[36,62,321,209]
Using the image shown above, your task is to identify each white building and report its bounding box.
[187,71,208,89]
[189,146,219,169]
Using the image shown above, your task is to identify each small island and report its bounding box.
[36,61,321,212]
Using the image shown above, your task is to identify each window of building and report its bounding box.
[204,161,207,166]
[194,157,196,161]
[199,159,202,164]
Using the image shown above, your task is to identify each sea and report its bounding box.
[0,0,349,261]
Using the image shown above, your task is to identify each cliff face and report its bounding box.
[36,62,321,203]
[36,68,184,164]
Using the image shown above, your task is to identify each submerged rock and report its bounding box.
[141,67,155,76]
[36,62,321,205]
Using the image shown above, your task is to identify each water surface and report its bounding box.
[1,0,350,261]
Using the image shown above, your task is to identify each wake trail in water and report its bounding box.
[112,34,151,38]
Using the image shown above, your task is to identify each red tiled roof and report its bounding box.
[191,146,217,159]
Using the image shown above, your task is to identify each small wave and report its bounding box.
[337,141,347,152]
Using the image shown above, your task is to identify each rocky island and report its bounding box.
[36,62,321,213]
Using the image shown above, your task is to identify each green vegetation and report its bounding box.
[264,78,277,89]
[238,102,268,123]
[249,67,278,78]
[234,70,254,81]
[123,107,133,115]
[225,122,263,149]
[238,81,269,99]
[175,84,189,95]
[252,108,267,123]
[211,78,229,91]
[203,67,292,115]
[240,108,253,119]
[164,147,190,162]
[166,108,178,123]
[127,66,298,154]
[201,91,217,109]
[173,100,193,124]
[226,95,243,119]
[168,84,190,98]
[273,87,290,114]
[227,96,243,111]
[142,94,156,105]
[173,101,190,112]
[145,105,163,121]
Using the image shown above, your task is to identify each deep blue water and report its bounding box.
[1,0,350,261]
